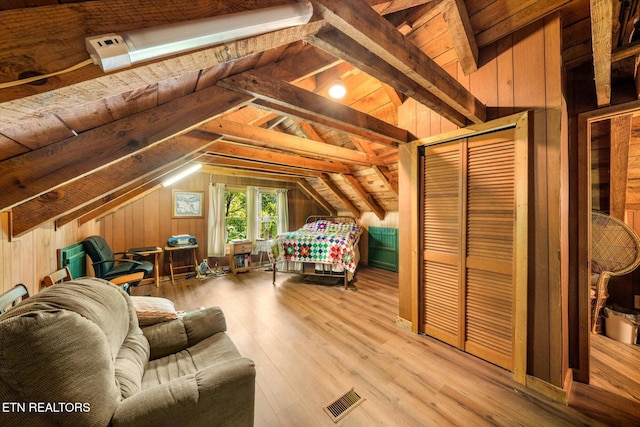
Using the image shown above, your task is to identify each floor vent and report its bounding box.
[323,388,365,422]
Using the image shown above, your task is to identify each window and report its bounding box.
[224,188,281,243]
[225,190,247,242]
[260,192,277,239]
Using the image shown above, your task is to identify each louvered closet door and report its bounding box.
[422,142,463,347]
[421,128,522,371]
[464,131,517,370]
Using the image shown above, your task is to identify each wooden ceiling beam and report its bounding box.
[0,86,250,211]
[367,0,436,15]
[0,0,325,105]
[590,0,613,107]
[442,0,478,75]
[387,1,444,34]
[207,142,352,174]
[309,29,469,127]
[297,121,325,142]
[202,118,387,166]
[372,165,398,195]
[319,174,362,218]
[610,114,632,219]
[10,133,218,237]
[310,0,485,124]
[473,0,572,48]
[218,69,410,145]
[612,39,640,62]
[202,165,303,182]
[342,173,386,219]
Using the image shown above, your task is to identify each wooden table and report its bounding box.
[128,247,163,288]
[164,245,199,285]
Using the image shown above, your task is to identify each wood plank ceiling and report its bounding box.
[0,0,638,237]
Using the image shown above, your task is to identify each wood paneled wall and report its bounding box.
[0,212,99,296]
[398,15,567,388]
[99,172,329,277]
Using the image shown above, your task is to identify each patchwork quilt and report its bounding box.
[268,220,361,272]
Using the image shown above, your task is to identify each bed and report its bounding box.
[268,216,362,289]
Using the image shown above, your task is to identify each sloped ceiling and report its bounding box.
[0,0,638,237]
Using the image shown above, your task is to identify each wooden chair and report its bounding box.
[42,267,73,288]
[0,284,29,315]
[590,211,640,333]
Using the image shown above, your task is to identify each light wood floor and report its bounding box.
[132,266,640,426]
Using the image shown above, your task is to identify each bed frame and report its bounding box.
[271,216,360,289]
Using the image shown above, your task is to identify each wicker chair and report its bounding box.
[590,211,640,333]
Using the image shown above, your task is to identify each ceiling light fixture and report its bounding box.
[328,80,347,99]
[86,2,313,72]
[162,163,203,187]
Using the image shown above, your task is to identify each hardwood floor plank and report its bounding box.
[131,266,639,426]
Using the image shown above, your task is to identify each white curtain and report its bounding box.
[208,183,226,257]
[246,186,260,243]
[276,188,289,234]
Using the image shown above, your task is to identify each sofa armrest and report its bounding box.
[111,357,256,427]
[182,306,227,343]
[141,306,227,360]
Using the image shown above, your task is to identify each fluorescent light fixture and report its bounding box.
[328,81,347,99]
[162,163,203,187]
[86,2,313,72]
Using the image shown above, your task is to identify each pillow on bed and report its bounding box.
[303,220,330,231]
[130,296,178,326]
[327,222,359,233]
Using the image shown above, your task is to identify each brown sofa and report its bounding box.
[0,277,255,426]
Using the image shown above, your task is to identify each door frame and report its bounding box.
[408,111,530,384]
[575,99,640,383]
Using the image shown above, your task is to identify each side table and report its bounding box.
[164,244,199,285]
[128,247,163,288]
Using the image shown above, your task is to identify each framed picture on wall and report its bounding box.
[172,190,204,218]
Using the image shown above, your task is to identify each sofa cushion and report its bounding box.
[141,332,241,390]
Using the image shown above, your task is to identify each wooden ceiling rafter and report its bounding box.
[367,0,436,16]
[202,165,304,182]
[472,0,573,48]
[202,155,323,177]
[0,86,251,212]
[310,0,486,124]
[9,134,219,237]
[442,0,478,75]
[372,165,398,194]
[386,0,444,34]
[202,118,387,166]
[342,173,386,219]
[207,142,352,174]
[295,178,338,215]
[309,29,469,126]
[319,173,362,218]
[590,0,614,107]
